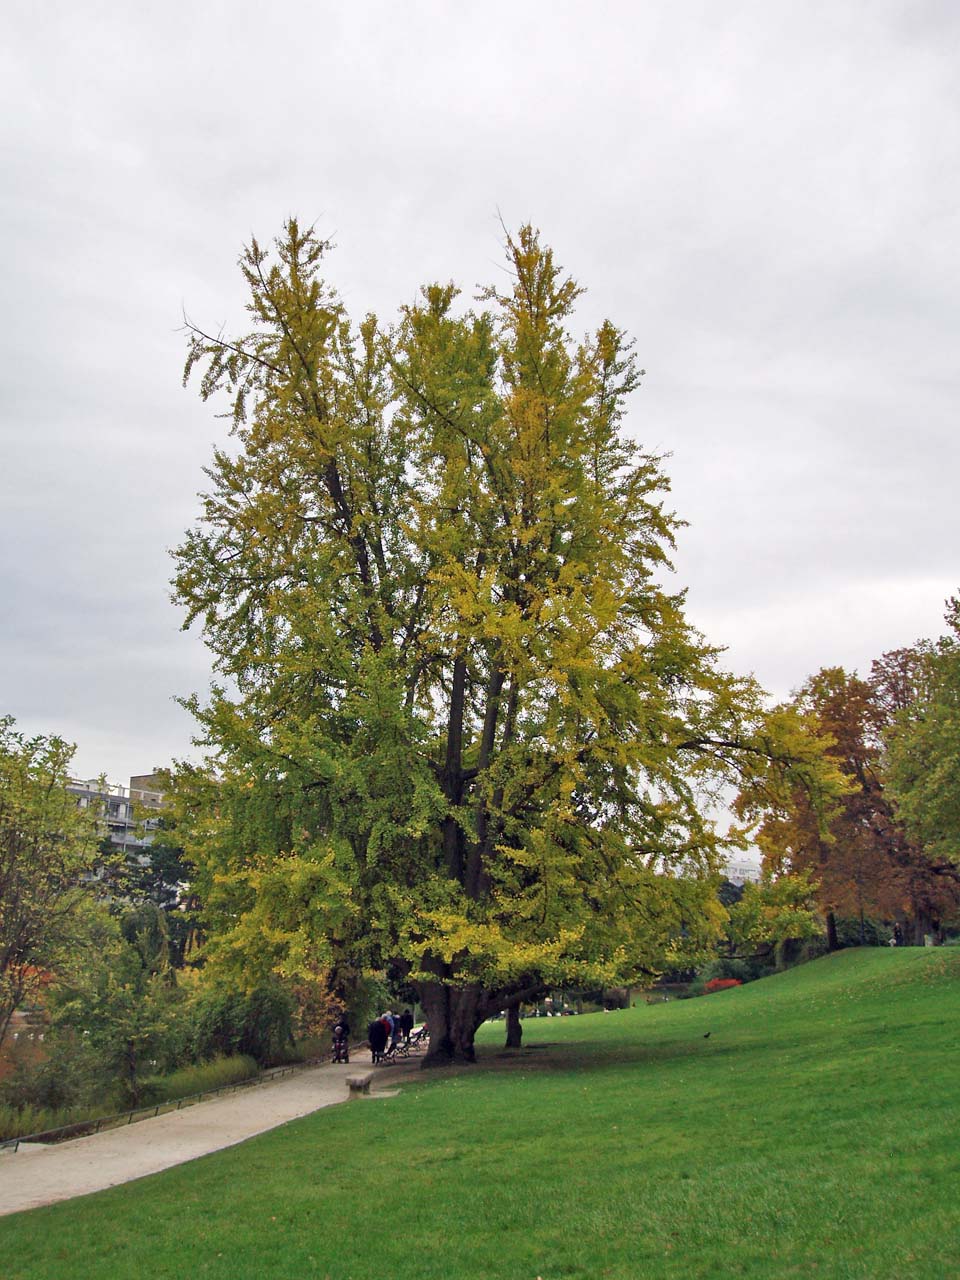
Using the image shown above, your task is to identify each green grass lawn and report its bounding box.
[2,948,959,1279]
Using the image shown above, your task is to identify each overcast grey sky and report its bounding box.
[2,1,958,783]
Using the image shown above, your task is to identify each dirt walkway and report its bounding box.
[0,1059,402,1217]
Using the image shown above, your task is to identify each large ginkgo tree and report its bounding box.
[170,220,831,1063]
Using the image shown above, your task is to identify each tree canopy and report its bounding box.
[886,599,960,871]
[0,718,103,1049]
[735,649,960,947]
[171,220,834,1062]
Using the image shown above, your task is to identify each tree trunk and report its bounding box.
[826,912,840,952]
[126,1041,139,1105]
[505,1004,523,1049]
[0,1002,15,1055]
[419,980,484,1067]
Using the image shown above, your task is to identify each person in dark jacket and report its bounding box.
[368,1018,388,1063]
[399,1009,414,1044]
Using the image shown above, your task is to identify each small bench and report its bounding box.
[345,1072,374,1096]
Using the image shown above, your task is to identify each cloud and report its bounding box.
[1,1,958,779]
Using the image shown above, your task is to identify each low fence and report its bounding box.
[0,1057,325,1156]
[0,1031,426,1155]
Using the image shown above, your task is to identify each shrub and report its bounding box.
[237,985,295,1065]
[833,916,890,948]
[287,1036,327,1062]
[701,957,757,984]
[0,1053,262,1140]
[0,1102,85,1141]
[679,979,707,999]
[704,978,742,994]
[190,980,295,1066]
[775,934,831,970]
[346,973,392,1039]
[0,1028,111,1116]
[138,1054,258,1105]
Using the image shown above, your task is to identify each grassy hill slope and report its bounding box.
[2,948,959,1279]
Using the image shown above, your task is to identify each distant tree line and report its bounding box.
[735,598,960,949]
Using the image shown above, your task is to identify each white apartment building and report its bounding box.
[66,770,165,857]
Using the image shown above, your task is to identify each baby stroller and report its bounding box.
[332,1024,350,1064]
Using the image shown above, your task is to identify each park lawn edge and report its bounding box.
[1,948,958,1280]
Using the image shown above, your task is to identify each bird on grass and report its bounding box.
[703,1032,711,1039]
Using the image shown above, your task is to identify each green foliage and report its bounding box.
[170,220,843,1062]
[119,902,171,975]
[725,871,822,956]
[121,832,195,966]
[0,718,103,1048]
[49,907,186,1106]
[699,956,756,984]
[772,934,829,971]
[716,877,744,908]
[137,1054,259,1107]
[681,977,707,998]
[0,1028,109,1119]
[344,972,392,1036]
[886,599,960,866]
[189,980,295,1066]
[0,1052,260,1141]
[0,1102,85,1142]
[832,915,892,948]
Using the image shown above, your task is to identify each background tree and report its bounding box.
[121,824,197,967]
[171,220,837,1063]
[0,718,103,1050]
[51,907,180,1106]
[886,598,960,875]
[737,657,960,947]
[725,871,821,962]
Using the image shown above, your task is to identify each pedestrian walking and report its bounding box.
[368,1018,388,1063]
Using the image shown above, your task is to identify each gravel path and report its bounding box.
[0,1059,395,1217]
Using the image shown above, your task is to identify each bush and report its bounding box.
[0,1028,112,1116]
[775,934,830,970]
[700,958,756,984]
[0,1053,262,1140]
[346,974,392,1039]
[704,978,742,994]
[190,981,295,1066]
[680,979,707,999]
[237,985,295,1064]
[833,916,889,948]
[287,1036,327,1062]
[138,1054,258,1105]
[0,1102,86,1141]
